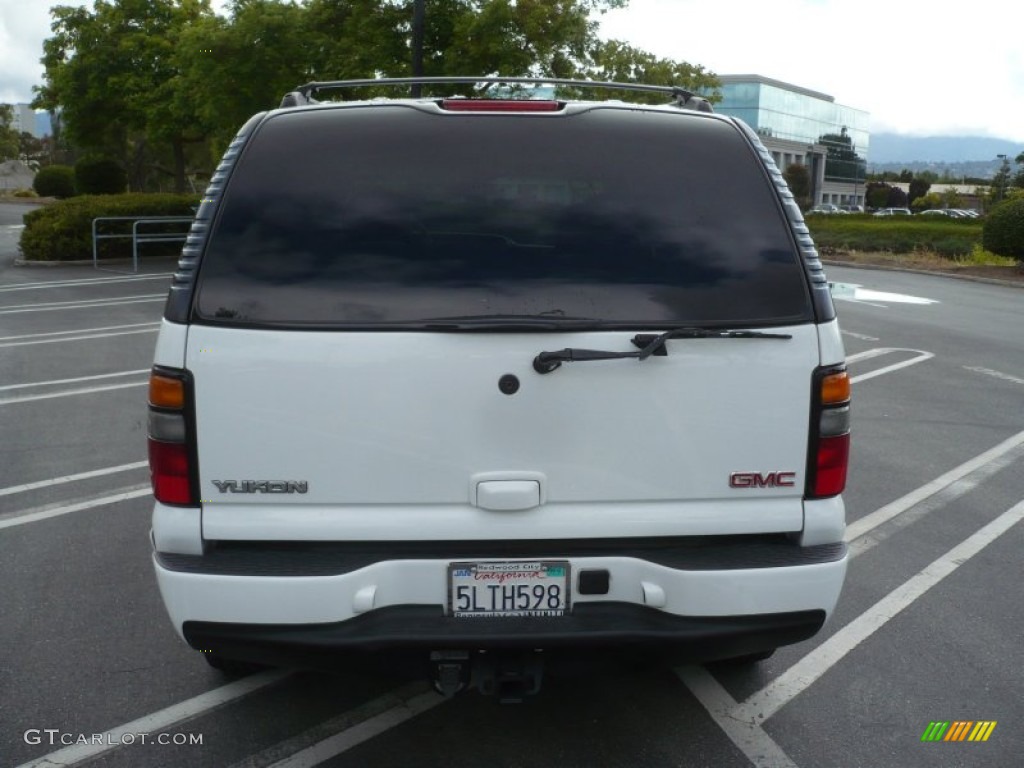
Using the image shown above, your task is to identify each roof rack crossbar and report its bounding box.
[279,77,712,112]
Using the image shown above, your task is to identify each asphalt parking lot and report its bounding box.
[1,203,1022,767]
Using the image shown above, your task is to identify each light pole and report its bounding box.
[411,0,425,98]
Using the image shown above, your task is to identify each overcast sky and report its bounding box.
[2,0,1023,143]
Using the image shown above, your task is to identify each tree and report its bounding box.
[581,39,719,101]
[34,0,217,192]
[783,162,811,209]
[989,154,1011,205]
[0,104,19,161]
[865,181,891,210]
[1013,150,1024,189]
[908,176,930,205]
[818,126,864,184]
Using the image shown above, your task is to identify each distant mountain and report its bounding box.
[868,133,1022,164]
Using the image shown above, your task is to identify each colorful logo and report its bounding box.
[921,721,997,742]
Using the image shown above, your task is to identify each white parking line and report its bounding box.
[261,689,445,768]
[12,669,291,768]
[0,461,148,498]
[0,486,151,529]
[964,365,1024,386]
[840,330,879,342]
[732,498,1024,725]
[0,294,165,314]
[0,381,147,405]
[677,666,797,768]
[850,350,934,383]
[845,427,1024,542]
[0,273,172,292]
[0,369,149,392]
[0,322,160,342]
[0,326,160,348]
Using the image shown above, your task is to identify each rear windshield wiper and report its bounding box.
[532,328,792,374]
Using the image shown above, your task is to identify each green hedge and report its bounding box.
[805,214,982,258]
[33,165,76,199]
[982,198,1024,262]
[20,193,200,262]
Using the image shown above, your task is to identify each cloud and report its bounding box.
[599,0,1024,142]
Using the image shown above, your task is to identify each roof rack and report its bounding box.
[279,76,713,112]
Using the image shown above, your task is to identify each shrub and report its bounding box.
[806,216,981,258]
[33,165,76,199]
[74,157,127,195]
[12,188,38,198]
[982,197,1024,263]
[20,193,200,262]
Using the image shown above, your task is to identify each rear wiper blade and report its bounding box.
[532,327,792,374]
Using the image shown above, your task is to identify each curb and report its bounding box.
[822,259,1024,290]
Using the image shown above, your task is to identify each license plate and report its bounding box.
[448,561,570,617]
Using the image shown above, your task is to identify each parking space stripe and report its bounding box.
[0,381,147,405]
[845,428,1024,542]
[0,321,159,342]
[677,665,798,768]
[0,486,150,529]
[0,273,172,292]
[0,369,149,392]
[0,327,160,348]
[12,669,291,768]
[850,350,933,383]
[0,461,148,498]
[0,294,165,314]
[733,498,1024,725]
[263,689,445,768]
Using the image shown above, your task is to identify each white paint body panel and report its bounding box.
[186,325,819,540]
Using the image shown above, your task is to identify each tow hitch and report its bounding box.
[430,650,545,703]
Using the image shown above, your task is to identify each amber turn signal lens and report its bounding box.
[149,373,185,409]
[821,370,850,405]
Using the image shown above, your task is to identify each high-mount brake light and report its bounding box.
[440,99,561,112]
[148,368,196,505]
[807,366,851,499]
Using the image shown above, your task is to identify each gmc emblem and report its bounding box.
[729,471,797,488]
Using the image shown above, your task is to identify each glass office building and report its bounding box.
[709,75,870,206]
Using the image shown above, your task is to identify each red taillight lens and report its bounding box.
[814,433,850,497]
[148,439,192,505]
[807,365,850,499]
[148,367,194,505]
[440,99,561,112]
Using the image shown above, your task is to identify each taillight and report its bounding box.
[439,99,561,112]
[148,367,196,505]
[807,367,850,498]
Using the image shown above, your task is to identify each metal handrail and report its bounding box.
[92,215,193,274]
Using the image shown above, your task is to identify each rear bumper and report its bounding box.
[154,543,847,666]
[183,604,826,668]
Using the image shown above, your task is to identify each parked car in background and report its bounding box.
[809,203,847,214]
[872,207,912,217]
[840,205,864,213]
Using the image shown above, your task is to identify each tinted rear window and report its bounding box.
[196,105,812,328]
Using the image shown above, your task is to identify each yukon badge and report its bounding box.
[212,480,309,494]
[729,472,796,489]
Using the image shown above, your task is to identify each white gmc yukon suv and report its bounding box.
[148,78,850,698]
